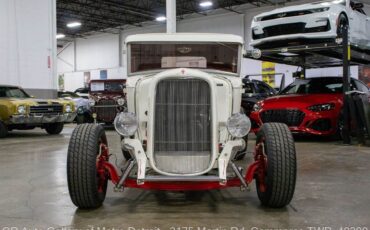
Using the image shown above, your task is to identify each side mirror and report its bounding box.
[353,2,364,10]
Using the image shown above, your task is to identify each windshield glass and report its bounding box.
[0,87,30,98]
[280,78,343,95]
[130,43,240,74]
[90,82,125,92]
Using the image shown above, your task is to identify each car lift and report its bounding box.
[244,26,370,145]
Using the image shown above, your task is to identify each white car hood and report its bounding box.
[73,98,89,109]
[255,1,335,18]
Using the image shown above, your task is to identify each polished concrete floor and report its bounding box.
[0,124,370,229]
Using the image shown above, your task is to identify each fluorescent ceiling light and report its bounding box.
[56,34,65,39]
[67,22,82,28]
[200,1,213,7]
[156,16,166,22]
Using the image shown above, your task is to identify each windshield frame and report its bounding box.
[0,86,31,99]
[89,81,125,93]
[279,78,344,95]
[127,42,242,77]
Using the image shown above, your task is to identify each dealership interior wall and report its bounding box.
[0,0,57,98]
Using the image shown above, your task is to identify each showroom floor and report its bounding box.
[0,124,369,228]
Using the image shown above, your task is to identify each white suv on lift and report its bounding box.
[66,33,297,209]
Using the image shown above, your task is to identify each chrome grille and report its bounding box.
[30,105,63,115]
[154,79,211,174]
[261,109,305,127]
[95,99,117,122]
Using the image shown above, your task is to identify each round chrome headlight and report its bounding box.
[17,105,26,114]
[114,112,138,137]
[117,98,125,106]
[65,105,72,113]
[88,99,95,106]
[226,113,251,138]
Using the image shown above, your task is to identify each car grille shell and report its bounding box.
[95,99,118,123]
[30,105,63,115]
[153,79,212,175]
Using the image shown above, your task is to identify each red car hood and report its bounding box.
[260,93,343,109]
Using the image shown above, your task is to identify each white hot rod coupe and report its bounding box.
[67,33,297,209]
[250,0,370,48]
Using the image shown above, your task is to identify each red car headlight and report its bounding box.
[308,103,335,112]
[253,103,262,112]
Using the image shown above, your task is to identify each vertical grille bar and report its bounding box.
[154,79,212,174]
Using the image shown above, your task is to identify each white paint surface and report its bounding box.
[0,0,56,90]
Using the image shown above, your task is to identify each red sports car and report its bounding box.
[250,77,370,137]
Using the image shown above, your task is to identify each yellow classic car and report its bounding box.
[0,85,76,138]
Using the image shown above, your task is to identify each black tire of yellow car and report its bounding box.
[67,124,108,209]
[256,123,297,208]
[44,123,64,135]
[0,121,8,138]
[233,135,248,161]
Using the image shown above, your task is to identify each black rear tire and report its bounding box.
[45,123,64,135]
[337,13,348,38]
[0,121,8,138]
[67,124,108,209]
[256,123,297,208]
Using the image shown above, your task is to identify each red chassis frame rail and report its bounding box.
[99,143,267,191]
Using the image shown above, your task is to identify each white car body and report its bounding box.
[250,0,370,48]
[122,33,246,181]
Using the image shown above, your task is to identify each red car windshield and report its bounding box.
[280,78,343,95]
[129,43,239,74]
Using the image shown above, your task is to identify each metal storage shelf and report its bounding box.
[244,40,370,68]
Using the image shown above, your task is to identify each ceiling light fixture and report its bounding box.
[56,34,65,39]
[156,16,167,22]
[200,1,213,7]
[67,22,82,28]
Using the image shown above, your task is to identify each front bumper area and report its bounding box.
[121,138,246,185]
[250,109,339,136]
[250,12,336,47]
[9,112,77,124]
